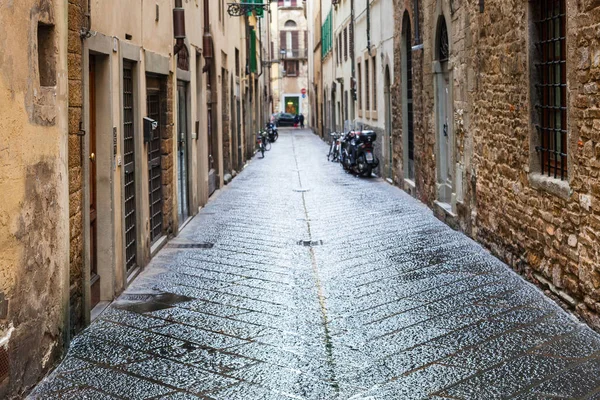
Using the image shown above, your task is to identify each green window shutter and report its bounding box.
[250,29,257,73]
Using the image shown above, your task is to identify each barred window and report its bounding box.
[344,26,348,61]
[372,56,377,111]
[357,62,362,111]
[365,59,370,111]
[534,0,567,180]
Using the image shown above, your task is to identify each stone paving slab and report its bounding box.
[30,129,600,399]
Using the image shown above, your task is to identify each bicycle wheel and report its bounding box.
[265,140,272,151]
[327,142,334,161]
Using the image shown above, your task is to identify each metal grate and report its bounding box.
[297,240,323,246]
[123,63,137,272]
[167,243,214,249]
[0,346,8,383]
[534,0,567,180]
[147,89,163,244]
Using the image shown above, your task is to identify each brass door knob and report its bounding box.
[90,153,96,162]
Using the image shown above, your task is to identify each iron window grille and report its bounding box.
[534,0,567,180]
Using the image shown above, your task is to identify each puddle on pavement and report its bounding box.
[113,292,195,313]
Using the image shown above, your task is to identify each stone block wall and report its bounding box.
[392,0,600,329]
[161,75,174,237]
[68,0,85,338]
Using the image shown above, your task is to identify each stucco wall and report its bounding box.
[0,0,69,397]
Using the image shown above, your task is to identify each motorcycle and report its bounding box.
[266,123,279,143]
[341,130,379,177]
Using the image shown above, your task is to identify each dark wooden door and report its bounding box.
[89,57,100,308]
[146,79,163,243]
[123,62,137,272]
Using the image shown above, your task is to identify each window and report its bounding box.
[285,20,297,28]
[365,59,370,111]
[357,62,362,111]
[285,60,299,76]
[372,56,377,111]
[235,48,240,77]
[533,0,567,179]
[344,90,348,121]
[344,26,348,61]
[38,23,57,87]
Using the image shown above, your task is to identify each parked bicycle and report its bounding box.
[327,132,342,162]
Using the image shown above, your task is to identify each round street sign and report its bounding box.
[301,88,307,95]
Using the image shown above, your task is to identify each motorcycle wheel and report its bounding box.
[274,133,279,142]
[356,155,367,176]
[362,166,373,177]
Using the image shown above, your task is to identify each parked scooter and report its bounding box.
[266,122,279,143]
[340,130,379,177]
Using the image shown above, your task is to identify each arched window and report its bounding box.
[284,20,297,29]
[436,17,449,62]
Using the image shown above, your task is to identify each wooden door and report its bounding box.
[89,57,100,308]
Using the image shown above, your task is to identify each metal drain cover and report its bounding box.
[297,240,323,246]
[167,243,214,249]
[293,188,310,192]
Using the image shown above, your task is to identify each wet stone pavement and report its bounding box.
[31,129,600,399]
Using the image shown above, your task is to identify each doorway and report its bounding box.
[89,57,100,309]
[402,11,415,181]
[122,61,137,273]
[177,81,190,223]
[284,96,300,115]
[384,66,392,180]
[435,16,453,204]
[146,76,165,244]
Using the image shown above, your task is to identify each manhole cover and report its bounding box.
[167,243,214,249]
[297,240,323,246]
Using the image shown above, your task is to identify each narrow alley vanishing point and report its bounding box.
[31,131,600,400]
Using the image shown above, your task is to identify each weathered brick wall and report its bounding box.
[67,0,85,336]
[392,0,600,329]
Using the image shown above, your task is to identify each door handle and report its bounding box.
[89,153,96,162]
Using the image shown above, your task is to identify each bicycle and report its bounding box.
[327,132,341,162]
[261,131,272,151]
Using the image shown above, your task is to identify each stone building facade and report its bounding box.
[390,0,600,329]
[271,0,310,120]
[0,0,268,398]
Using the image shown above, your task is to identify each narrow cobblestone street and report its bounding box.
[31,130,600,400]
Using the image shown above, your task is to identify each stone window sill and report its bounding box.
[529,172,572,200]
[371,110,378,120]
